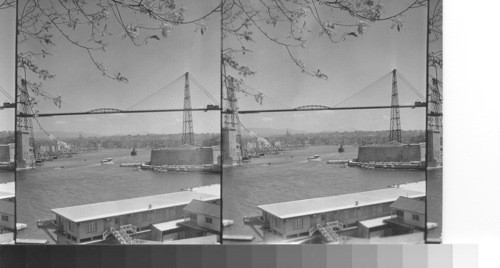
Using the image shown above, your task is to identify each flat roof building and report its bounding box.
[0,182,15,232]
[255,182,425,240]
[45,186,220,245]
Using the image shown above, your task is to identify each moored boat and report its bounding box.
[307,155,321,161]
[100,158,114,164]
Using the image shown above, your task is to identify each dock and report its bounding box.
[223,235,254,242]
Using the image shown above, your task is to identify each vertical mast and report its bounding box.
[389,69,402,142]
[182,72,194,145]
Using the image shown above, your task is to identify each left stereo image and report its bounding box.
[0,1,16,244]
[12,0,223,245]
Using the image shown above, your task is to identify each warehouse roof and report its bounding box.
[183,200,220,218]
[0,182,14,199]
[258,186,425,220]
[52,191,219,223]
[390,196,425,215]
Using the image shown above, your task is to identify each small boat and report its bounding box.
[131,148,137,156]
[338,136,345,153]
[16,223,27,231]
[338,145,345,153]
[308,155,321,161]
[100,158,114,164]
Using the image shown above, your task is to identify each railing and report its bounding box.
[108,225,140,245]
[326,221,344,231]
[316,221,346,243]
[243,216,265,226]
[36,219,57,229]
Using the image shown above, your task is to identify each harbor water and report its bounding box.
[223,145,426,243]
[16,148,219,242]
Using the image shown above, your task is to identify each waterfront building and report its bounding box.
[40,186,220,245]
[384,196,426,230]
[179,200,221,234]
[0,182,15,232]
[249,182,425,240]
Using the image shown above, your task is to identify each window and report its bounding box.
[396,210,404,218]
[205,217,213,224]
[274,217,281,228]
[190,213,198,221]
[412,214,420,221]
[292,218,304,230]
[86,221,97,233]
[1,215,8,222]
[68,221,73,232]
[115,218,120,225]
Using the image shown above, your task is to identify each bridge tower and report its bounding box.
[389,69,402,142]
[222,77,242,165]
[427,76,443,166]
[182,72,194,146]
[16,79,35,169]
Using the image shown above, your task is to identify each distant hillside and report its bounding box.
[34,131,101,140]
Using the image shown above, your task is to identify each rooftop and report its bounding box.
[52,191,219,223]
[183,200,220,218]
[0,182,14,199]
[390,196,425,214]
[359,216,391,229]
[152,219,185,232]
[258,187,425,219]
[182,184,220,197]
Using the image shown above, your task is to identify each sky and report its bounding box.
[19,0,221,136]
[225,0,427,133]
[0,7,15,131]
[9,0,427,136]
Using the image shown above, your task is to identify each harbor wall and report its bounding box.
[357,143,422,162]
[150,146,216,166]
[222,127,241,165]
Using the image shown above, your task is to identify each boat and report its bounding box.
[338,136,345,153]
[242,156,251,162]
[100,158,114,164]
[16,223,27,231]
[35,159,44,165]
[308,155,321,161]
[131,147,137,156]
[326,159,348,164]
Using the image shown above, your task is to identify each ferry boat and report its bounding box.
[307,155,321,161]
[100,158,114,165]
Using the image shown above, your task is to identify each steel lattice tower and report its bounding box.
[181,72,194,146]
[17,79,35,168]
[428,77,443,132]
[389,69,402,142]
